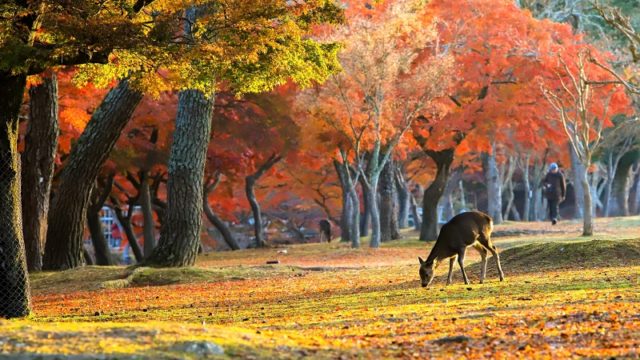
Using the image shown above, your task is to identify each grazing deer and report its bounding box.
[418,211,505,287]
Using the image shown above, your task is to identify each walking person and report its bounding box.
[542,163,566,225]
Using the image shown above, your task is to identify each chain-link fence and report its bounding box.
[0,156,32,319]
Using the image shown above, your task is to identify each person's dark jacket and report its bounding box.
[542,171,566,201]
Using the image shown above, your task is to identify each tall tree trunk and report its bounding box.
[245,154,282,248]
[582,174,594,236]
[43,80,143,270]
[349,186,361,247]
[395,166,410,229]
[87,177,115,266]
[440,167,462,222]
[359,176,371,237]
[146,90,214,267]
[335,159,361,247]
[629,162,640,215]
[379,160,399,241]
[22,74,59,272]
[335,162,352,243]
[521,154,531,222]
[410,193,422,231]
[139,172,156,257]
[613,157,634,217]
[0,72,32,318]
[569,143,585,219]
[502,157,518,221]
[365,175,382,248]
[420,150,454,241]
[482,145,503,224]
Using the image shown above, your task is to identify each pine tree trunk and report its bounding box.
[482,146,503,224]
[0,72,32,318]
[140,173,156,257]
[22,74,59,272]
[43,80,143,270]
[146,90,214,267]
[420,150,453,241]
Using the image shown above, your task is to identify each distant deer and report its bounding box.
[418,211,505,287]
[319,219,332,243]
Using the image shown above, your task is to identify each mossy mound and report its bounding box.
[468,239,640,276]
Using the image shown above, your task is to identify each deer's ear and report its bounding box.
[418,257,425,265]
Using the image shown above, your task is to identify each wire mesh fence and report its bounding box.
[0,155,32,319]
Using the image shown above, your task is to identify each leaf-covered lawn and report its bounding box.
[2,218,640,359]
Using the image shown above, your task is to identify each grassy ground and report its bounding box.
[1,217,640,359]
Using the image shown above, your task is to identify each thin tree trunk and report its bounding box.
[482,144,503,224]
[395,166,410,229]
[570,143,585,219]
[146,90,214,267]
[359,176,371,237]
[245,154,282,248]
[22,74,59,272]
[521,154,531,222]
[203,176,240,250]
[582,174,594,236]
[87,176,115,266]
[459,180,467,211]
[43,80,143,270]
[349,186,361,247]
[0,72,32,318]
[502,156,517,221]
[204,202,240,250]
[629,162,640,215]
[410,193,422,231]
[139,172,156,257]
[111,202,144,263]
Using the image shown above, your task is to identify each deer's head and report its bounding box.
[418,257,435,288]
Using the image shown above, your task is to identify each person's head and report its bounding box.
[549,163,559,173]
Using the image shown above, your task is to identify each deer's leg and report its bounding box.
[474,244,488,284]
[487,244,505,281]
[447,257,455,285]
[457,250,470,285]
